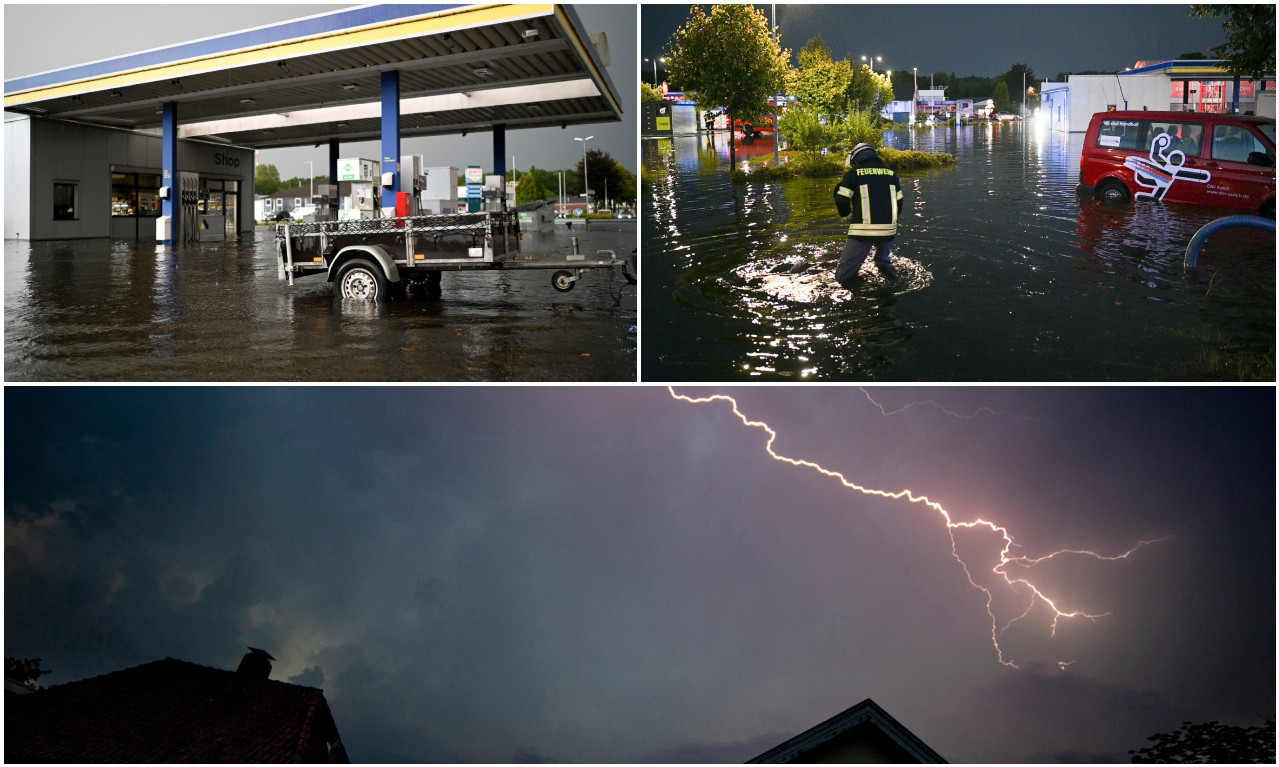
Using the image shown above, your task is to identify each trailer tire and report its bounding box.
[336,258,387,301]
[551,270,576,292]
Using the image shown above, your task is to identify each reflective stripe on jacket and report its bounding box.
[834,161,904,238]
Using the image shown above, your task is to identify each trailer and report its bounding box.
[275,210,633,300]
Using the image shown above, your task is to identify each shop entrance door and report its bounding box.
[224,193,237,238]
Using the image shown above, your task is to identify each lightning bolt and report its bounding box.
[860,387,1035,420]
[669,387,1164,669]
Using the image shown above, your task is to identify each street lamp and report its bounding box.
[644,57,666,85]
[913,67,918,123]
[574,135,592,210]
[861,55,882,72]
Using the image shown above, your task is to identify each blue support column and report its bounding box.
[493,123,506,179]
[493,124,506,211]
[162,101,178,245]
[381,70,400,207]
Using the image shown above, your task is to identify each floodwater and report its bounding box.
[5,225,636,381]
[641,121,1275,381]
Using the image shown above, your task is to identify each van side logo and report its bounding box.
[1123,133,1211,201]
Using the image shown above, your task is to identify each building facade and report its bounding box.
[1041,60,1276,133]
[5,114,253,241]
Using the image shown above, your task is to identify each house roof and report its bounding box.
[4,657,347,763]
[748,698,946,764]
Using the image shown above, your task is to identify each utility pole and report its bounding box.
[772,3,779,165]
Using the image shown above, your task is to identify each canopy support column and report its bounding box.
[162,101,178,245]
[381,70,400,211]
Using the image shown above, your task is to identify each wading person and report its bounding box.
[833,142,904,290]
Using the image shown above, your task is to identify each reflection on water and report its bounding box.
[642,121,1274,381]
[5,228,636,381]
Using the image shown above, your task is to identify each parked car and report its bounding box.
[1079,110,1275,215]
[616,209,635,219]
[266,210,292,222]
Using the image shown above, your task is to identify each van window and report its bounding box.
[1148,120,1205,156]
[1211,125,1269,163]
[1097,118,1144,150]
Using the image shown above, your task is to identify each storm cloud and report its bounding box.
[5,386,1274,762]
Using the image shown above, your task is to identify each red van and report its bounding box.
[1079,110,1275,216]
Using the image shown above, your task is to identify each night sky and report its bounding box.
[642,4,1226,82]
[5,386,1274,763]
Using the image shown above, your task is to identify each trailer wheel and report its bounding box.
[336,258,387,301]
[1096,179,1131,203]
[551,270,576,292]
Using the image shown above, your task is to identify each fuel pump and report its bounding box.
[180,172,200,245]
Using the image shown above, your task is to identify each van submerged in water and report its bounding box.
[1078,110,1275,216]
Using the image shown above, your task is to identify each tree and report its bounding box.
[255,163,281,195]
[847,64,893,114]
[992,80,1012,114]
[575,149,628,209]
[641,82,665,104]
[1130,719,1275,763]
[1190,5,1276,79]
[515,165,553,205]
[6,657,51,688]
[788,35,857,119]
[616,165,637,206]
[666,4,790,168]
[1001,63,1036,112]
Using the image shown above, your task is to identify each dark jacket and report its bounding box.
[834,155,904,240]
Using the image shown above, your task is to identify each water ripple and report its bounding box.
[642,122,1274,381]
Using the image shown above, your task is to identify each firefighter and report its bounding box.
[833,142,904,290]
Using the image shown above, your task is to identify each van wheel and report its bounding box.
[335,258,387,301]
[1096,180,1131,203]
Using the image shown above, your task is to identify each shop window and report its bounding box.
[111,173,137,217]
[53,182,77,220]
[111,172,161,217]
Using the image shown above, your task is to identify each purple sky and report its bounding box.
[5,386,1274,762]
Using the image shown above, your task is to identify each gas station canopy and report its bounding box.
[3,3,622,149]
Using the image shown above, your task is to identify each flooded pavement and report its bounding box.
[5,225,636,381]
[641,122,1275,381]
